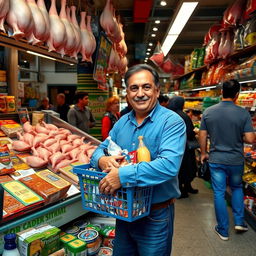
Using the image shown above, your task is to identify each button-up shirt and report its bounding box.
[91,103,186,203]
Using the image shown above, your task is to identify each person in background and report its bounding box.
[90,64,186,256]
[101,96,120,141]
[67,92,95,133]
[56,93,70,122]
[199,79,255,241]
[120,95,132,116]
[158,94,169,107]
[169,96,199,198]
[37,96,54,111]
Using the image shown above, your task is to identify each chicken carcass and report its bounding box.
[23,121,33,133]
[7,0,33,40]
[47,0,66,53]
[0,0,9,33]
[26,0,46,45]
[37,0,50,42]
[86,15,96,62]
[12,140,31,151]
[26,155,48,168]
[69,6,81,59]
[59,0,76,56]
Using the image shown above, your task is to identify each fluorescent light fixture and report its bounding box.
[151,34,156,37]
[239,79,256,84]
[160,1,167,6]
[191,86,217,91]
[149,43,153,46]
[26,50,56,61]
[153,27,158,31]
[155,20,161,24]
[161,1,199,56]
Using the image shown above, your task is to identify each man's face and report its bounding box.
[126,70,160,116]
[42,99,48,107]
[57,96,64,106]
[80,96,89,107]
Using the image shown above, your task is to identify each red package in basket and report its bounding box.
[149,42,164,66]
[244,0,256,20]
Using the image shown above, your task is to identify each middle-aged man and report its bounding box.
[56,93,70,122]
[199,79,255,241]
[90,64,186,256]
[67,92,96,133]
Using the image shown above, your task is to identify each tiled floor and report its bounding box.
[172,178,256,256]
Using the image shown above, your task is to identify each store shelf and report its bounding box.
[174,65,207,80]
[0,194,87,254]
[184,97,204,100]
[178,84,221,92]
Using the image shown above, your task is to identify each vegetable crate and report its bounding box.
[73,164,153,222]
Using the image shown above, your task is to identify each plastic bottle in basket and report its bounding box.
[137,136,151,162]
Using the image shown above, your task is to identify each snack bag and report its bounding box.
[149,42,164,67]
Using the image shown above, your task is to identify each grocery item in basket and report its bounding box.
[18,108,30,124]
[78,228,101,255]
[0,144,15,175]
[36,169,71,198]
[1,180,44,206]
[6,96,15,112]
[32,111,45,126]
[66,239,87,256]
[137,136,151,162]
[19,174,62,204]
[98,247,113,256]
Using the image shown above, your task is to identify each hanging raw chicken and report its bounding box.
[26,0,46,45]
[86,15,96,62]
[47,0,67,53]
[115,18,127,57]
[59,0,75,56]
[7,0,34,40]
[69,6,81,59]
[0,0,9,33]
[108,47,119,72]
[37,0,50,42]
[118,56,128,74]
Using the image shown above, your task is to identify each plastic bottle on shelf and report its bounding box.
[2,233,21,256]
[137,136,151,162]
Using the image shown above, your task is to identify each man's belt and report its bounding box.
[151,198,176,211]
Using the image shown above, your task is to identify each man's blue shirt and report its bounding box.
[91,103,186,203]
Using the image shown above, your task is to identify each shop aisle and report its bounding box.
[172,178,256,256]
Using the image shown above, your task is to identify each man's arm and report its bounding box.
[199,130,209,163]
[67,109,77,127]
[243,132,256,144]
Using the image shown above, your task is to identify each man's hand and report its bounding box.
[98,155,125,170]
[99,166,121,194]
[200,153,209,164]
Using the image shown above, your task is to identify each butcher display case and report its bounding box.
[0,111,101,254]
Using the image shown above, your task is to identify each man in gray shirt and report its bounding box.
[199,79,255,241]
[67,92,96,133]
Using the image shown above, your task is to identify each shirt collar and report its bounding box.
[75,104,86,111]
[127,102,161,124]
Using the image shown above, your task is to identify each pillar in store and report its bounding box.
[77,64,109,140]
[6,48,18,108]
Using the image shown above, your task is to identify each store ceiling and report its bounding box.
[54,0,235,67]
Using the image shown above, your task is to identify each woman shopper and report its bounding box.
[169,96,199,198]
[101,96,120,140]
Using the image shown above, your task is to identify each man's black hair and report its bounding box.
[222,79,240,99]
[74,92,89,103]
[124,64,160,87]
[158,94,169,104]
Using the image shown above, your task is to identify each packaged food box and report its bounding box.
[37,169,71,198]
[66,239,87,256]
[18,107,30,124]
[10,168,36,180]
[58,165,79,185]
[1,180,44,206]
[19,174,62,204]
[60,234,77,252]
[11,155,30,171]
[0,120,22,137]
[36,224,61,256]
[0,144,15,175]
[32,111,45,126]
[17,228,45,256]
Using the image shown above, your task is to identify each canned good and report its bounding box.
[66,239,87,256]
[73,220,89,230]
[65,226,80,236]
[6,96,15,112]
[97,247,113,256]
[0,96,6,112]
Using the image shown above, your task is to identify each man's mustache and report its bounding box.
[133,96,149,102]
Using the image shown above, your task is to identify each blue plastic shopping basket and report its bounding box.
[73,164,153,222]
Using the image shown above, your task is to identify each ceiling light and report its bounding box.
[161,1,199,56]
[239,79,256,84]
[147,48,151,51]
[160,1,167,6]
[146,52,150,55]
[149,43,153,46]
[70,63,74,66]
[26,50,56,61]
[155,20,161,24]
[153,27,158,31]
[151,34,156,37]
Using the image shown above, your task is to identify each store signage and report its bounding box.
[0,200,86,254]
[93,32,112,85]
